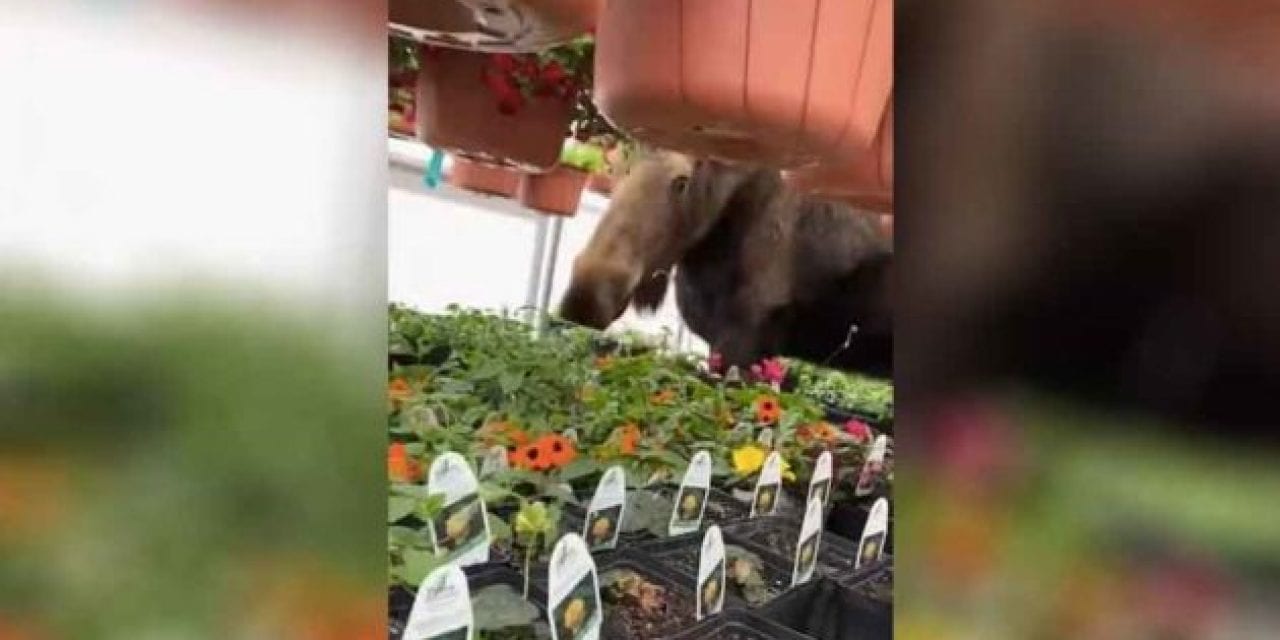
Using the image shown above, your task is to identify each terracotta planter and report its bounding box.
[785,98,893,213]
[517,165,588,216]
[389,0,597,53]
[586,172,614,196]
[415,47,573,170]
[447,156,521,197]
[595,0,893,168]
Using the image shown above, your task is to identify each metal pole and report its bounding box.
[535,216,565,335]
[524,216,549,324]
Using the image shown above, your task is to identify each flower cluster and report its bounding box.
[509,433,578,472]
[387,442,422,483]
[482,52,579,115]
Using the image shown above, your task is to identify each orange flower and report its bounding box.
[478,421,529,448]
[509,442,551,472]
[798,421,838,444]
[616,423,641,455]
[650,389,676,405]
[387,443,421,483]
[540,433,578,468]
[753,395,781,425]
[387,377,413,408]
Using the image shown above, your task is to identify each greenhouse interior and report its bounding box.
[387,1,894,638]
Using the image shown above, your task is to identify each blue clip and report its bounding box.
[424,149,445,188]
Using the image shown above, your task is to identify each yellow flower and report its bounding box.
[732,445,766,476]
[781,459,796,482]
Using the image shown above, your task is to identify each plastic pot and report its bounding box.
[517,165,589,216]
[637,533,794,609]
[594,0,892,168]
[447,156,521,197]
[826,498,894,554]
[722,517,874,584]
[839,562,893,609]
[389,565,550,640]
[666,609,814,640]
[586,172,614,196]
[531,553,696,639]
[760,577,891,640]
[390,0,597,53]
[415,47,573,170]
[785,98,894,212]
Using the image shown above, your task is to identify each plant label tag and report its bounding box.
[696,525,727,620]
[669,451,713,536]
[792,496,824,587]
[756,428,774,448]
[548,533,602,640]
[856,497,890,569]
[427,452,491,567]
[750,451,783,518]
[725,366,742,385]
[582,465,626,551]
[563,428,580,443]
[807,450,833,509]
[855,436,888,497]
[404,563,473,640]
[479,445,508,478]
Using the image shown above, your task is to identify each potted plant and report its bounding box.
[516,141,602,216]
[389,36,419,137]
[594,0,892,168]
[447,155,522,198]
[389,0,596,53]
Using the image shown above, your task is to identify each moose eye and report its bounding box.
[670,176,689,196]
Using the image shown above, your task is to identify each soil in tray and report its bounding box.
[847,565,893,605]
[600,567,696,639]
[747,528,859,576]
[652,545,789,606]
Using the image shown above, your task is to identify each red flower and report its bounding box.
[844,419,872,443]
[387,443,422,483]
[540,61,567,84]
[707,352,724,374]
[490,53,519,73]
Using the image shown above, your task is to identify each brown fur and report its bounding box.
[559,152,893,375]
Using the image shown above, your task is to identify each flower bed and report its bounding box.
[387,305,893,636]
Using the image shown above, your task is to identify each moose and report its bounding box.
[558,150,892,377]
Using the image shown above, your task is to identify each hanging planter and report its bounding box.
[594,0,892,168]
[586,172,614,195]
[518,164,588,216]
[785,99,893,213]
[447,156,521,197]
[415,46,576,170]
[389,0,597,53]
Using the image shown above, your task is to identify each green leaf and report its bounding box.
[389,496,416,523]
[397,548,443,587]
[486,510,513,542]
[557,457,603,482]
[472,584,540,630]
[499,371,524,394]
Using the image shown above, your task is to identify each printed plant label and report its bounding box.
[696,525,727,620]
[856,497,890,569]
[756,428,774,449]
[479,445,508,478]
[548,533,602,640]
[791,496,825,587]
[404,564,473,640]
[855,435,888,497]
[750,451,783,518]
[669,451,713,536]
[427,452,491,566]
[563,428,580,443]
[582,465,626,551]
[807,450,833,509]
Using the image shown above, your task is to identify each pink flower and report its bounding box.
[752,357,786,385]
[844,419,872,442]
[707,352,724,374]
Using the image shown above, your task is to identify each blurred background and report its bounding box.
[0,1,387,638]
[899,0,1280,637]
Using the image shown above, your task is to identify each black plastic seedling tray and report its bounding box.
[564,485,752,545]
[825,498,895,554]
[723,517,876,584]
[636,532,795,609]
[534,553,700,640]
[389,566,550,640]
[760,576,891,640]
[666,609,816,640]
[840,561,893,608]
